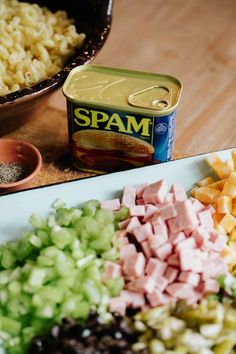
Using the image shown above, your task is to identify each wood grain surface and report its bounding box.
[1,0,236,190]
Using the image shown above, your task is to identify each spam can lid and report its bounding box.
[63,65,182,116]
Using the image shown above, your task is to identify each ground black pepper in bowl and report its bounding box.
[28,314,140,354]
[0,162,29,184]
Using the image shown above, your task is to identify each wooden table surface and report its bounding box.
[2,0,236,189]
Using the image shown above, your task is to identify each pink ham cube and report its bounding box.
[143,180,168,204]
[136,183,149,198]
[153,223,168,241]
[190,198,205,212]
[133,223,153,243]
[164,266,179,284]
[167,253,180,267]
[141,241,152,259]
[191,226,210,247]
[160,203,177,220]
[126,217,142,233]
[143,205,159,222]
[169,231,186,245]
[198,209,214,229]
[100,198,121,211]
[120,243,137,260]
[109,297,126,316]
[153,242,172,260]
[178,271,200,287]
[171,183,187,202]
[145,258,168,278]
[129,205,146,217]
[127,275,155,294]
[147,288,169,307]
[103,262,122,282]
[122,185,136,207]
[121,290,145,308]
[166,282,193,299]
[123,252,145,278]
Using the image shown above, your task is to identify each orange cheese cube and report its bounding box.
[231,200,236,218]
[196,177,214,187]
[190,186,198,197]
[222,172,236,198]
[206,153,223,167]
[194,187,221,204]
[219,213,236,233]
[208,179,227,191]
[217,195,232,214]
[213,162,231,179]
[229,227,236,241]
[232,150,236,170]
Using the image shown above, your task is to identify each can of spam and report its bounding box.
[63,65,182,174]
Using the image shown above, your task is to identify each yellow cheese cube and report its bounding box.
[217,195,232,214]
[194,187,221,204]
[232,200,236,218]
[190,186,198,197]
[222,172,236,198]
[219,213,236,233]
[232,150,236,170]
[213,162,231,179]
[208,179,227,191]
[229,227,236,241]
[206,153,223,167]
[196,177,214,187]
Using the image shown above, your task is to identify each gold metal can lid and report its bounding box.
[63,65,182,116]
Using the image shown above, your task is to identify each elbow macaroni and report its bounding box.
[0,0,85,96]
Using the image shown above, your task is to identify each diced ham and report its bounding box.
[129,205,146,217]
[119,219,130,230]
[127,276,155,294]
[167,217,183,233]
[154,274,169,292]
[169,231,186,245]
[191,226,210,247]
[141,241,152,259]
[136,183,149,198]
[160,203,177,220]
[123,252,145,278]
[145,258,168,278]
[109,297,126,316]
[100,198,121,211]
[126,217,142,233]
[120,244,137,260]
[122,185,136,207]
[148,233,166,249]
[150,213,164,226]
[167,253,180,267]
[198,209,214,229]
[179,249,202,272]
[133,223,153,243]
[166,282,193,299]
[103,262,122,282]
[164,266,179,284]
[164,193,175,204]
[190,198,205,212]
[120,290,145,308]
[178,271,200,287]
[175,237,196,252]
[171,183,187,202]
[147,288,170,306]
[143,205,159,222]
[152,242,172,261]
[143,180,168,204]
[153,223,168,241]
[136,198,145,205]
[198,279,220,294]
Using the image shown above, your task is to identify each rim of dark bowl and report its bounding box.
[0,0,113,106]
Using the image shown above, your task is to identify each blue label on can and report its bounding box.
[67,102,176,173]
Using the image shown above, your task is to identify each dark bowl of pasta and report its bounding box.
[0,0,113,121]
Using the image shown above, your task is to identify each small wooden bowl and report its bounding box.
[0,139,42,193]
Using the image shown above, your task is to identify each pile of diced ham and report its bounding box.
[101,179,228,316]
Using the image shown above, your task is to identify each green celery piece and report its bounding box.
[95,209,115,224]
[0,315,21,336]
[1,248,16,269]
[0,270,11,285]
[8,280,21,295]
[28,267,47,287]
[35,304,55,319]
[32,286,64,307]
[82,200,100,216]
[84,264,101,282]
[29,234,42,248]
[101,248,119,261]
[106,277,124,297]
[75,216,101,240]
[83,280,102,304]
[50,226,73,249]
[115,206,129,221]
[55,254,75,277]
[36,230,51,247]
[29,213,47,229]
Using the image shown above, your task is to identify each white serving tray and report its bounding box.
[0,148,234,243]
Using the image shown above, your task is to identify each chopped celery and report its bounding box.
[0,198,124,353]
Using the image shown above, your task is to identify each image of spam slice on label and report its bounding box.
[72,130,155,173]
